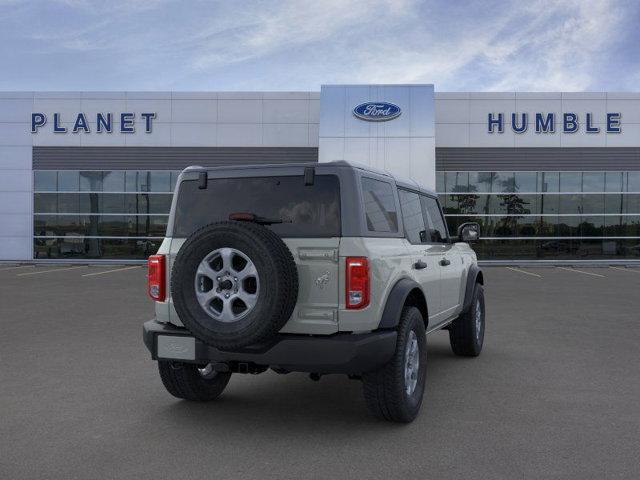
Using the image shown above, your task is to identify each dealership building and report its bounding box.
[1,84,639,263]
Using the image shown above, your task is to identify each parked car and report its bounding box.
[143,161,485,422]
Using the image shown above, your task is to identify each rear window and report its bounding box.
[173,175,341,238]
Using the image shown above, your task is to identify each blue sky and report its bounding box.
[0,0,638,91]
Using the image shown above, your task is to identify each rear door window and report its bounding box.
[399,189,427,244]
[173,175,341,238]
[420,195,449,243]
[361,177,398,233]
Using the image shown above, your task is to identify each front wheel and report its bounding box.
[449,283,485,356]
[158,361,232,401]
[362,306,427,423]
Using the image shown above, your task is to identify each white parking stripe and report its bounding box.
[0,265,34,272]
[506,267,542,278]
[82,266,142,277]
[557,267,605,278]
[17,266,86,276]
[609,266,640,274]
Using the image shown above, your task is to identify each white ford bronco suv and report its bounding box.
[143,161,484,423]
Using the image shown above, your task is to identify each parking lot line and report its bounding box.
[82,266,142,277]
[505,267,542,278]
[609,266,640,274]
[556,266,606,278]
[16,266,86,277]
[0,265,34,272]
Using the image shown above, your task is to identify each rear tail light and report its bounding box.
[346,257,369,309]
[148,255,166,301]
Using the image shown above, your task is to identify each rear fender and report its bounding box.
[378,278,428,330]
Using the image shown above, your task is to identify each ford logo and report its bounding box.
[353,102,402,122]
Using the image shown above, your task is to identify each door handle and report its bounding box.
[413,260,428,270]
[439,258,451,267]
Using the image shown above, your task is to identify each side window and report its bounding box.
[398,189,427,244]
[361,178,398,233]
[421,195,449,243]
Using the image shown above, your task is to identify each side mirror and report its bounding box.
[457,222,480,243]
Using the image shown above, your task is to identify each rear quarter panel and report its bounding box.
[338,237,413,333]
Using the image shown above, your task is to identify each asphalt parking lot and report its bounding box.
[1,264,639,479]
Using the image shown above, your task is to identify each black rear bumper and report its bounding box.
[143,319,397,375]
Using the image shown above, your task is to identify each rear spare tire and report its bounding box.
[171,221,298,350]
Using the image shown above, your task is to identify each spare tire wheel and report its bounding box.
[171,221,299,350]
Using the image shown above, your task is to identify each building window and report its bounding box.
[437,170,640,260]
[33,170,179,260]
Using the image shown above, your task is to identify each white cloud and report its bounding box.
[0,0,635,91]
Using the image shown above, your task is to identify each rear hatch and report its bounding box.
[166,170,341,334]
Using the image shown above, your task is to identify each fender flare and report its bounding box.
[378,278,426,330]
[461,264,484,313]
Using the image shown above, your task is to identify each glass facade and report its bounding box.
[34,170,179,259]
[33,169,640,261]
[437,171,640,260]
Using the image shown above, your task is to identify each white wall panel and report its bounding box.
[0,99,33,122]
[125,92,171,100]
[308,124,319,147]
[0,146,31,169]
[0,237,32,260]
[80,98,127,115]
[606,99,640,123]
[469,99,516,124]
[80,126,127,146]
[32,124,81,146]
[435,124,469,147]
[0,192,31,214]
[469,123,515,147]
[0,124,33,146]
[435,99,468,124]
[606,124,640,146]
[125,100,171,123]
[263,123,308,147]
[0,170,33,191]
[171,99,217,123]
[33,98,82,121]
[560,128,607,147]
[318,137,344,162]
[409,137,435,190]
[123,124,171,146]
[514,129,561,148]
[171,124,217,146]
[561,98,607,120]
[217,124,262,146]
[309,99,320,123]
[343,137,372,165]
[218,100,262,123]
[263,100,309,124]
[0,214,32,237]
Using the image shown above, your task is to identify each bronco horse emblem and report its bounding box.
[315,271,331,289]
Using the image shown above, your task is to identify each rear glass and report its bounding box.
[173,175,341,238]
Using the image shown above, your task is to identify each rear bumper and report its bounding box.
[143,319,397,375]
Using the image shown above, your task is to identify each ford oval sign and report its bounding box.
[353,102,401,122]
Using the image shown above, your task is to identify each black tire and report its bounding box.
[158,361,232,401]
[449,283,485,357]
[171,221,298,350]
[362,306,427,423]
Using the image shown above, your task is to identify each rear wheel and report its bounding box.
[362,306,427,423]
[158,361,232,401]
[449,283,485,356]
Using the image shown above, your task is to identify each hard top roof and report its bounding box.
[184,160,435,196]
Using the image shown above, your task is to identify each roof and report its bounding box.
[183,160,435,196]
